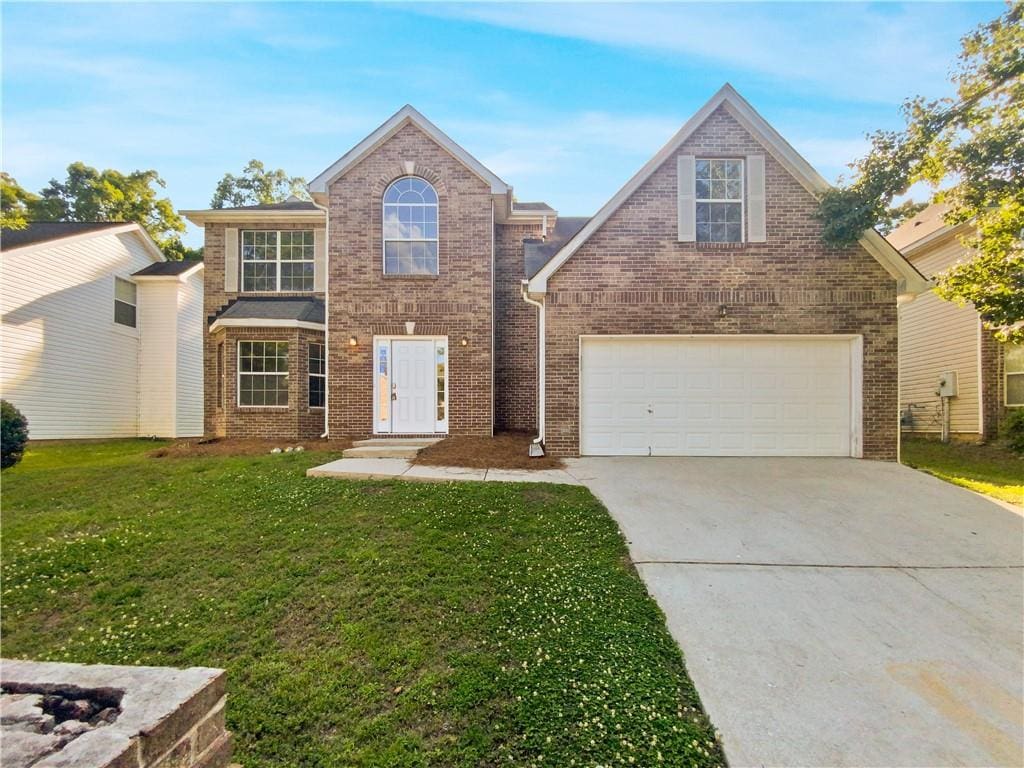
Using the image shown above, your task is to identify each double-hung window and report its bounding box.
[241,230,314,291]
[308,342,325,409]
[238,341,289,407]
[696,159,743,243]
[114,277,137,328]
[1006,345,1024,407]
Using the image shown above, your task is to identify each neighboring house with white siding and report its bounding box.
[1,222,204,439]
[889,204,1019,441]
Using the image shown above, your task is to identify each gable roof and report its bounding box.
[885,202,962,253]
[2,221,128,250]
[307,105,510,196]
[526,84,929,298]
[1,221,165,263]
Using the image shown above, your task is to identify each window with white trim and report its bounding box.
[1006,344,1024,407]
[114,277,137,328]
[308,342,325,409]
[383,177,438,275]
[238,341,289,407]
[696,159,743,243]
[241,230,314,291]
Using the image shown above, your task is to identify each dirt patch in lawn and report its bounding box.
[148,437,350,459]
[414,431,564,470]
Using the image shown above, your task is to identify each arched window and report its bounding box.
[383,177,438,274]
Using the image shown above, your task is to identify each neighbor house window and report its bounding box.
[1006,344,1024,407]
[696,159,743,243]
[383,177,438,275]
[114,277,137,328]
[238,341,289,407]
[308,342,325,409]
[241,230,314,291]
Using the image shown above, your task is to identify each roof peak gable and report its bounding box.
[308,105,509,196]
[527,83,927,297]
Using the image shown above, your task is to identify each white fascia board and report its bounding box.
[307,104,510,195]
[526,83,929,296]
[897,220,974,257]
[209,318,325,334]
[180,210,326,227]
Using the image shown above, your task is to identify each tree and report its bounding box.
[210,160,309,209]
[816,1,1023,341]
[32,162,197,259]
[1,173,39,231]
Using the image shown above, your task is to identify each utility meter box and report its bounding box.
[937,371,959,397]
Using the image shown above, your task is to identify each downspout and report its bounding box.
[312,196,330,438]
[521,280,545,455]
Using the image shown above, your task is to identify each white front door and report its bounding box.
[391,340,436,433]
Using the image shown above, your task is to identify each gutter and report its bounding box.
[520,281,546,456]
[311,196,330,439]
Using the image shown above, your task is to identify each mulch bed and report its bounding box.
[413,431,564,470]
[148,437,349,459]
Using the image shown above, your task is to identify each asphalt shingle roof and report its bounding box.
[1,221,128,250]
[213,297,325,325]
[524,217,591,278]
[133,260,201,277]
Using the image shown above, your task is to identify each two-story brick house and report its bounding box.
[184,85,928,459]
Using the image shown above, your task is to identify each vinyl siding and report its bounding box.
[174,270,204,436]
[137,281,179,436]
[1,232,155,439]
[898,236,981,434]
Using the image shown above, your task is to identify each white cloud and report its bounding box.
[417,2,974,104]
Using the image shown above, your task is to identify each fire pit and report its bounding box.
[1,659,231,767]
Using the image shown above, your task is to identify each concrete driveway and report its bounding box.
[567,457,1024,767]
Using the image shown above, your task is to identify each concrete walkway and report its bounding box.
[569,457,1024,768]
[307,457,581,485]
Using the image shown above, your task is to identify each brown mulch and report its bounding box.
[413,431,564,470]
[148,437,350,459]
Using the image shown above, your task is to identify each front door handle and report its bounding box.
[391,384,398,401]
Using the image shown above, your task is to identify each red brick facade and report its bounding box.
[540,106,899,459]
[202,220,326,441]
[198,102,909,459]
[326,123,495,438]
[495,222,543,431]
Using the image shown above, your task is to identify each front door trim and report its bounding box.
[373,335,448,435]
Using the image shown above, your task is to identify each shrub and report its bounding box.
[1001,409,1024,454]
[1,400,29,469]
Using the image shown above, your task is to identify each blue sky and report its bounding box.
[2,1,1003,246]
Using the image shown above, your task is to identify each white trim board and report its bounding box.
[209,318,325,334]
[526,84,929,298]
[308,105,509,196]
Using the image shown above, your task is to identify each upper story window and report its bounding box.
[383,177,438,275]
[114,277,137,328]
[241,230,315,292]
[696,159,743,243]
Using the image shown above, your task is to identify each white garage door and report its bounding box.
[580,336,859,456]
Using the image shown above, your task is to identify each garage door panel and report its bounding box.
[580,337,855,457]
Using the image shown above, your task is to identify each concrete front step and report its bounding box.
[352,438,441,448]
[342,438,442,459]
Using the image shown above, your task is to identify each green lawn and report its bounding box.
[902,437,1024,505]
[1,441,722,767]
